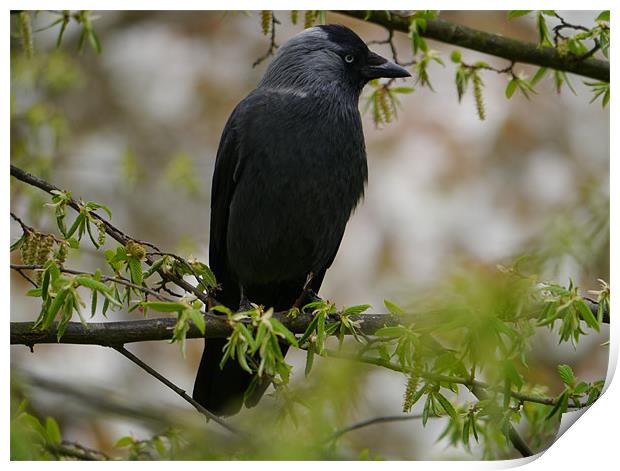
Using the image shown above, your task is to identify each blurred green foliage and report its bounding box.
[10,10,609,461]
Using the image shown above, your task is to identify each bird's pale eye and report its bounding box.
[344,54,355,64]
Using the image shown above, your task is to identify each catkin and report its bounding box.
[20,232,36,265]
[95,219,106,247]
[18,11,34,59]
[376,87,393,125]
[126,240,146,260]
[304,11,315,29]
[402,372,420,413]
[260,10,272,35]
[472,72,486,121]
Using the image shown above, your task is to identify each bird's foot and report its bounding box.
[292,272,319,309]
[238,295,254,312]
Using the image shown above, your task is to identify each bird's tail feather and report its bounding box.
[192,338,289,416]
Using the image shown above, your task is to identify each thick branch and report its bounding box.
[335,11,609,82]
[10,312,399,346]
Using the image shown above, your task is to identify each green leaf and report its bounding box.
[422,394,431,425]
[505,78,518,98]
[40,269,51,300]
[341,304,371,317]
[504,361,524,390]
[114,436,135,448]
[152,436,166,456]
[46,259,61,282]
[574,299,600,331]
[187,309,206,335]
[529,67,548,86]
[374,325,407,337]
[56,295,73,341]
[435,393,458,421]
[470,413,479,442]
[193,262,217,288]
[270,318,299,347]
[545,390,568,420]
[45,417,61,444]
[75,276,112,294]
[88,29,102,53]
[596,10,609,22]
[65,212,86,239]
[507,10,531,19]
[462,415,470,445]
[573,381,589,395]
[211,304,232,316]
[316,311,326,354]
[127,257,143,286]
[297,312,321,346]
[384,299,406,316]
[142,301,187,313]
[557,364,576,388]
[56,17,69,48]
[10,234,25,252]
[41,289,69,329]
[304,344,315,377]
[90,289,98,318]
[391,87,415,94]
[536,12,552,47]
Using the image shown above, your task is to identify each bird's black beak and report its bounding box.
[362,51,411,79]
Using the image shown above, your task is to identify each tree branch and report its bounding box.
[11,263,170,301]
[327,414,424,443]
[47,442,110,461]
[10,312,399,346]
[334,11,609,82]
[324,349,586,410]
[10,165,212,306]
[112,345,241,436]
[470,384,533,457]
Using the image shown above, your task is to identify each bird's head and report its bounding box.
[259,24,411,97]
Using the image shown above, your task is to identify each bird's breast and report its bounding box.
[226,97,367,285]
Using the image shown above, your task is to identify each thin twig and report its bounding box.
[47,441,110,461]
[470,384,534,457]
[368,28,415,67]
[11,263,170,301]
[253,14,279,68]
[11,265,38,287]
[113,345,241,436]
[10,165,211,305]
[327,414,424,442]
[323,349,586,410]
[10,211,34,233]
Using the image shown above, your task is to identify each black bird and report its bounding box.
[193,24,410,416]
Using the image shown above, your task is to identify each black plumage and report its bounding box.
[193,25,410,416]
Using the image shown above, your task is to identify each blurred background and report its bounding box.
[10,11,609,459]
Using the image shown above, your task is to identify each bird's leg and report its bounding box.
[206,295,221,310]
[292,272,323,309]
[238,284,253,312]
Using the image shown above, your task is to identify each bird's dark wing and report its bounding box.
[208,98,249,308]
[195,94,266,416]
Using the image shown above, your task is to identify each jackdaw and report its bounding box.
[193,24,410,416]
